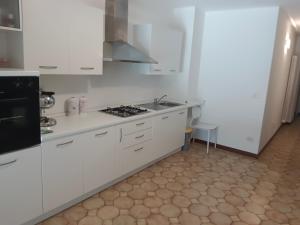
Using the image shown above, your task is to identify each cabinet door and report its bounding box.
[81,127,116,193]
[42,135,84,212]
[116,141,152,177]
[23,0,69,74]
[150,27,183,75]
[153,112,175,157]
[164,30,183,74]
[69,0,104,75]
[171,110,187,150]
[0,146,43,225]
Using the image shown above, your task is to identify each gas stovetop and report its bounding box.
[100,106,149,118]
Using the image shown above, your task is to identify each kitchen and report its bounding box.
[1,0,300,225]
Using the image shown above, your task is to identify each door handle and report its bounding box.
[56,140,74,148]
[134,147,144,152]
[95,131,108,137]
[135,134,145,139]
[39,66,58,70]
[0,159,17,168]
[120,128,123,143]
[80,67,95,70]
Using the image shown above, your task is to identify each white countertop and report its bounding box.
[41,101,200,142]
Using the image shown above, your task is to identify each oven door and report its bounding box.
[0,77,40,155]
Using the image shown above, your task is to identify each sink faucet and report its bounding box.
[154,95,168,104]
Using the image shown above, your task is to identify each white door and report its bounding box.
[42,135,84,212]
[69,0,104,75]
[81,127,116,193]
[23,0,69,74]
[0,146,43,225]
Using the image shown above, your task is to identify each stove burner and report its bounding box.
[100,106,149,118]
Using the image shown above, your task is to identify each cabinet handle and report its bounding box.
[56,140,74,148]
[179,112,185,115]
[135,134,145,139]
[169,69,177,72]
[0,91,5,94]
[162,116,169,120]
[80,67,95,70]
[120,128,123,143]
[39,66,58,69]
[136,122,145,126]
[153,69,162,72]
[0,159,17,167]
[95,131,108,137]
[134,147,144,152]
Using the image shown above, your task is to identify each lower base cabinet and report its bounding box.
[0,146,43,225]
[39,109,187,222]
[42,135,84,212]
[81,127,117,193]
[153,110,187,157]
[116,140,152,177]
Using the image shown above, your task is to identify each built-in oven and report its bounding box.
[0,73,40,155]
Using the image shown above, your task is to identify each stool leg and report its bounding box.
[207,130,210,154]
[215,128,218,149]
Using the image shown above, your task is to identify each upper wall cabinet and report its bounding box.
[0,0,23,69]
[23,0,104,75]
[132,24,184,75]
[0,0,22,31]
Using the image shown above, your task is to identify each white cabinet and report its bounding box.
[153,110,187,157]
[69,0,104,75]
[172,110,188,150]
[81,127,116,193]
[132,24,184,75]
[115,118,153,177]
[23,0,104,75]
[0,0,22,31]
[23,0,69,74]
[42,135,84,212]
[0,146,43,225]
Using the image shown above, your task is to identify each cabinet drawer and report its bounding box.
[121,118,152,135]
[122,129,153,148]
[118,141,151,176]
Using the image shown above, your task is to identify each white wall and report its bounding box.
[259,9,297,150]
[195,7,279,154]
[41,1,196,116]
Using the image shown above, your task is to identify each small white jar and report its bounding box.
[66,97,79,116]
[79,96,88,114]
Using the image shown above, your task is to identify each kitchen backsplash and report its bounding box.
[40,63,161,116]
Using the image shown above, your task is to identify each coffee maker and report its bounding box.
[40,90,57,134]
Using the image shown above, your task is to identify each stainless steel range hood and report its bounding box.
[103,0,157,64]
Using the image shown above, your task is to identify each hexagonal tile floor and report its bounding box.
[39,119,300,225]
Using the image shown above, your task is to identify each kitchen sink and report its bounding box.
[138,101,183,111]
[158,102,183,107]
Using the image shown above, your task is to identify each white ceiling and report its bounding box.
[143,0,300,31]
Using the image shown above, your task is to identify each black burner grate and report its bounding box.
[100,106,148,118]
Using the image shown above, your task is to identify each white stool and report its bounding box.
[192,123,218,154]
